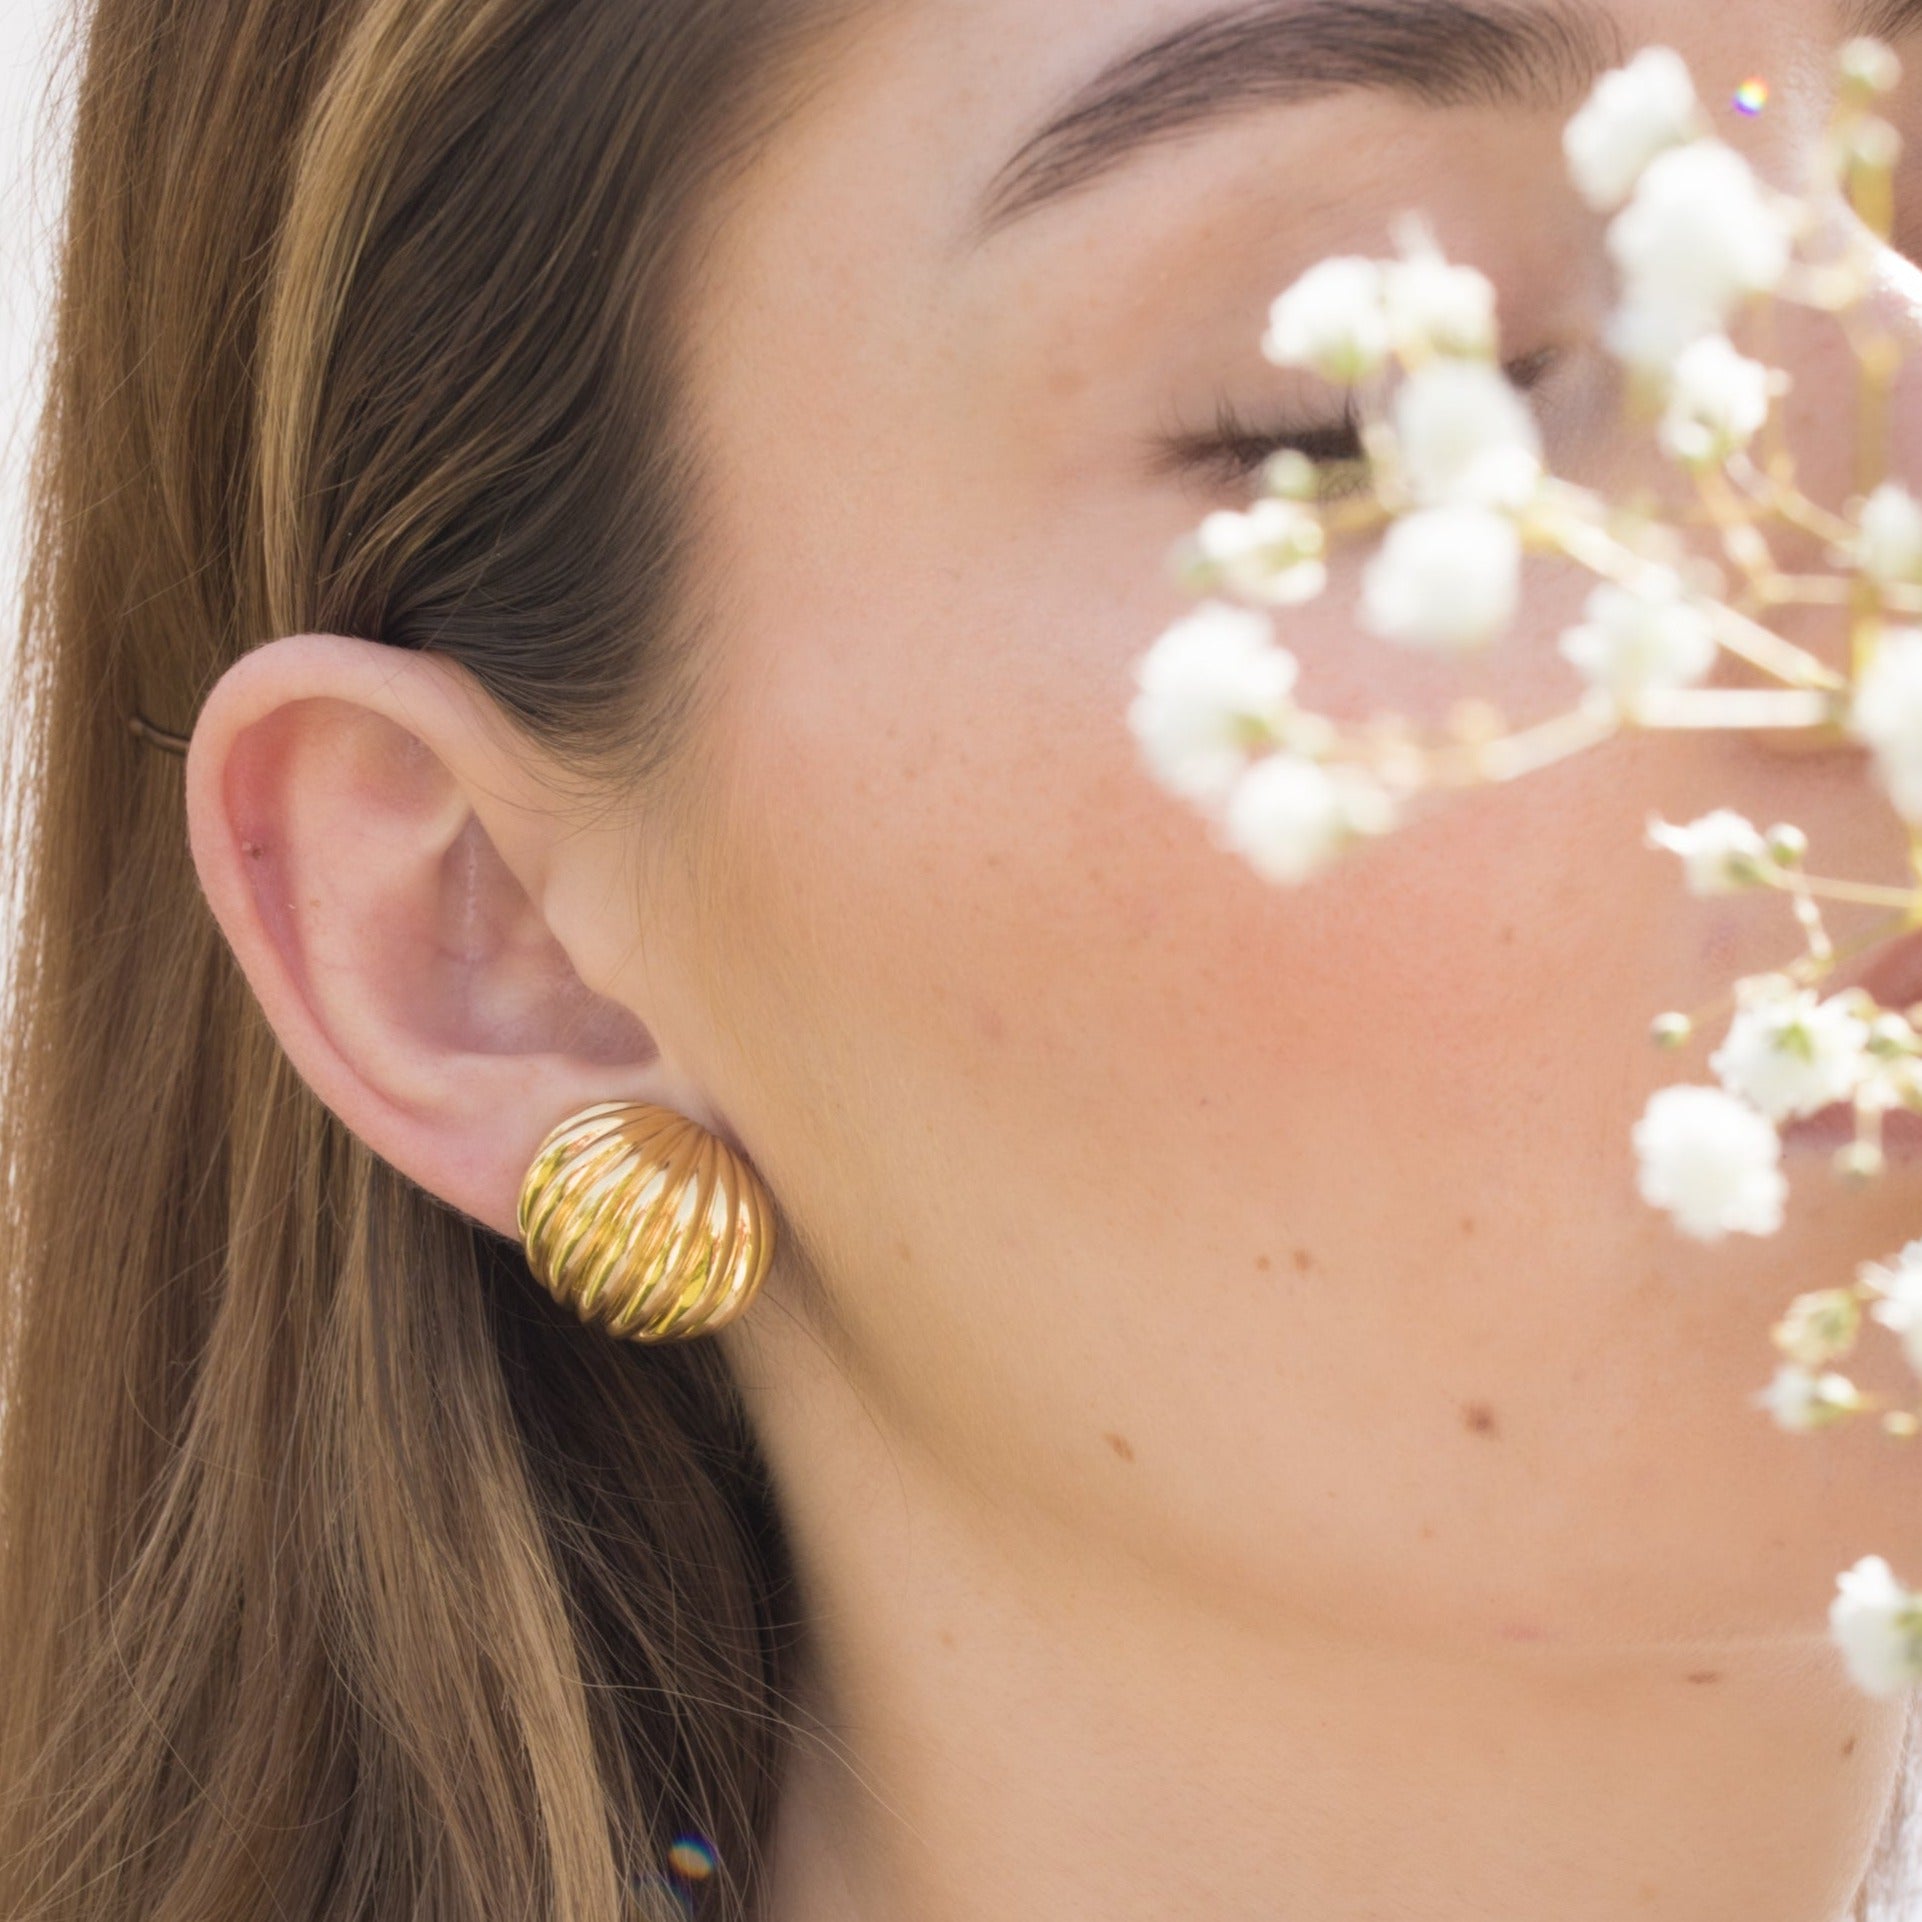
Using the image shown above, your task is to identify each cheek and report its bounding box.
[712,550,1670,1226]
[694,535,1922,1644]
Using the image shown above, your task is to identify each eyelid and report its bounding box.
[1153,343,1566,488]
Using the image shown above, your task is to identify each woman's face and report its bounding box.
[627,0,1922,1657]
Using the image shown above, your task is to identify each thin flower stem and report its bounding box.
[1631,687,1837,729]
[1664,907,1912,1041]
[1707,602,1850,692]
[1848,311,1903,506]
[1787,907,1913,983]
[1457,701,1620,784]
[1694,465,1780,596]
[1754,574,1856,606]
[1736,455,1862,548]
[1760,872,1922,910]
[1788,870,1836,966]
[1542,508,1847,691]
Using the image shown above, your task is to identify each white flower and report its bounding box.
[1392,360,1543,509]
[1659,334,1778,466]
[1263,257,1391,383]
[1849,627,1922,821]
[1360,506,1523,652]
[1865,1239,1922,1376]
[1857,482,1922,588]
[1558,573,1717,710]
[1633,1083,1787,1240]
[1563,46,1702,212]
[1128,603,1299,806]
[1606,141,1793,368]
[1219,754,1397,885]
[1772,1288,1863,1368]
[1831,1556,1922,1698]
[1383,223,1498,359]
[1710,983,1871,1122]
[1645,809,1773,894]
[1755,1362,1862,1433]
[1194,499,1330,608]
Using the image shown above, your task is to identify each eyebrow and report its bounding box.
[968,0,1627,245]
[1844,0,1922,38]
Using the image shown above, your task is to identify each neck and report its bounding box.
[737,1339,1913,1922]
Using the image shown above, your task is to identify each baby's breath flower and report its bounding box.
[1773,1288,1864,1368]
[1606,141,1794,368]
[1765,822,1809,868]
[1849,627,1922,821]
[1360,505,1522,652]
[1840,36,1903,100]
[1633,1083,1787,1240]
[1658,335,1778,466]
[1193,500,1330,608]
[1864,1239,1922,1376]
[1558,572,1718,710]
[1219,754,1396,885]
[1563,46,1702,213]
[1710,983,1872,1123]
[1756,1362,1864,1433]
[1831,1556,1922,1698]
[1856,481,1922,588]
[1645,809,1773,894]
[1383,222,1499,360]
[1391,359,1543,509]
[1263,257,1390,383]
[1128,603,1299,806]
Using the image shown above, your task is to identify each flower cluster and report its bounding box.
[1128,38,1922,1696]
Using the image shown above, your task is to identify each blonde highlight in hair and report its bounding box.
[0,0,862,1914]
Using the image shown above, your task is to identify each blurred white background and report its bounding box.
[0,0,72,640]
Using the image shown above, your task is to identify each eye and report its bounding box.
[1156,346,1563,495]
[1178,391,1373,496]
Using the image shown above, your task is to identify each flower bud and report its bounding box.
[1262,449,1322,502]
[1840,36,1902,99]
[1838,1139,1887,1182]
[1764,822,1808,867]
[1850,116,1904,172]
[1651,1012,1695,1049]
[1771,1288,1863,1367]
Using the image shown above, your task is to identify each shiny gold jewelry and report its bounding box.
[515,1100,775,1342]
[127,710,190,756]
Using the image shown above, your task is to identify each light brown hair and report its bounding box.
[0,0,860,1914]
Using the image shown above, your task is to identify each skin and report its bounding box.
[185,2,1922,1916]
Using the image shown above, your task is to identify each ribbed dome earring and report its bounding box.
[515,1101,776,1342]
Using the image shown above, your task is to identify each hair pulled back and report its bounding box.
[0,0,858,1914]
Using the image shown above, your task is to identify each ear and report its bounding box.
[184,632,706,1240]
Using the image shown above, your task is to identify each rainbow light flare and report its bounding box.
[1734,76,1771,116]
[666,1836,720,1882]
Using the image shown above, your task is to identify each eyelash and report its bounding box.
[1166,346,1563,493]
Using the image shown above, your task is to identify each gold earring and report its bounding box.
[515,1101,775,1342]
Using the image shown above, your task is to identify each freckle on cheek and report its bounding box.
[1102,1431,1136,1464]
[1462,1403,1499,1438]
[1291,1247,1315,1275]
[1685,1670,1721,1686]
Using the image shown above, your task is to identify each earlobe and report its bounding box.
[182,632,704,1240]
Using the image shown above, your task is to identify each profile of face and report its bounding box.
[187,1,1922,1916]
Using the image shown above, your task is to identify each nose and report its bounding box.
[1768,213,1922,524]
[1701,205,1922,753]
